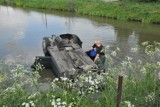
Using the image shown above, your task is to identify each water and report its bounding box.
[0,5,160,81]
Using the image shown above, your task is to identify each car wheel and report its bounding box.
[42,37,51,56]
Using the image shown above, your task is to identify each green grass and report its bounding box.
[0,42,160,107]
[0,0,160,24]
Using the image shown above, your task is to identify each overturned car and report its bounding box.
[32,33,98,78]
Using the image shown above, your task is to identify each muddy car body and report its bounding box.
[32,33,98,78]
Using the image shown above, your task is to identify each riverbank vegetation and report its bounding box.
[0,0,160,24]
[0,42,160,107]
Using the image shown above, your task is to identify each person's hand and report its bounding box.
[94,57,99,62]
[94,54,99,62]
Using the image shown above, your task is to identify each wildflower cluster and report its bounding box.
[0,42,160,107]
[22,101,35,107]
[145,92,155,102]
[143,42,160,62]
[123,101,135,107]
[52,71,106,95]
[50,96,67,107]
[28,92,40,100]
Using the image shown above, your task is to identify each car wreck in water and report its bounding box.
[32,33,98,78]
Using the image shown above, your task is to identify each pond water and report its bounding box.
[0,5,160,82]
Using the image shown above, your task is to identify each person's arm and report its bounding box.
[92,44,96,48]
[94,45,103,62]
[94,54,99,62]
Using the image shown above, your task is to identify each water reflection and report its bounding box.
[0,5,160,65]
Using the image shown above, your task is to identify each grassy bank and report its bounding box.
[0,42,160,107]
[0,0,160,24]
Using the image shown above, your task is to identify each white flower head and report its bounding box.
[105,45,110,50]
[124,101,134,107]
[142,41,149,46]
[158,72,160,80]
[60,77,68,81]
[131,47,138,53]
[51,101,55,106]
[52,95,55,98]
[117,47,120,51]
[140,67,146,74]
[111,51,117,57]
[126,56,132,61]
[137,60,142,65]
[62,101,67,105]
[157,62,160,66]
[145,92,155,102]
[53,78,59,82]
[56,98,61,102]
[30,101,35,107]
[57,102,61,105]
[22,102,26,106]
[25,103,30,107]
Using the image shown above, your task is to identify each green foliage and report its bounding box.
[0,42,160,107]
[130,0,158,3]
[0,0,160,24]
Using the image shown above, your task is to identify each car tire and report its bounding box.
[42,37,51,56]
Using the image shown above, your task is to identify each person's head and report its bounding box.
[95,40,102,47]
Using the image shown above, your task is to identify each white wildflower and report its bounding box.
[89,76,92,80]
[94,79,100,84]
[89,80,94,85]
[145,92,155,102]
[51,82,56,88]
[126,56,132,61]
[140,67,146,74]
[111,51,117,57]
[131,47,138,53]
[68,102,76,107]
[22,102,26,106]
[30,102,35,107]
[78,90,84,95]
[60,77,68,81]
[62,101,67,105]
[56,98,61,102]
[28,93,38,99]
[5,87,16,92]
[52,95,55,98]
[105,45,110,50]
[29,101,35,107]
[53,78,59,82]
[51,100,55,106]
[88,87,94,91]
[142,41,149,46]
[57,102,61,106]
[157,62,160,66]
[117,47,120,51]
[137,60,142,65]
[124,101,134,107]
[121,61,128,67]
[105,54,108,58]
[25,103,30,107]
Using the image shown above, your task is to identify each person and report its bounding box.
[86,40,105,62]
